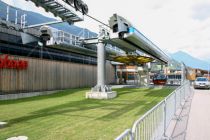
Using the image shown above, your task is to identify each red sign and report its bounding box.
[0,54,28,69]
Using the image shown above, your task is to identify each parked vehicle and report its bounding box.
[194,77,210,89]
[153,74,167,85]
[166,74,181,85]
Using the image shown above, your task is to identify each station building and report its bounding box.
[0,1,116,95]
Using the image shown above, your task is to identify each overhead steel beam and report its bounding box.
[23,21,64,29]
[108,14,169,64]
[27,0,84,24]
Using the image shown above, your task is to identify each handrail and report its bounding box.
[115,80,192,140]
[131,100,165,134]
[115,129,132,140]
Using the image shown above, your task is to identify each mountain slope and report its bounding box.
[0,1,97,38]
[171,51,209,70]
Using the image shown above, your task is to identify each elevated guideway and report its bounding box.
[83,14,170,64]
[107,14,169,64]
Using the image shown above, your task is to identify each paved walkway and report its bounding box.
[169,91,193,140]
[186,89,210,140]
[169,89,210,140]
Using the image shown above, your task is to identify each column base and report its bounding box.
[86,85,117,99]
[86,91,117,99]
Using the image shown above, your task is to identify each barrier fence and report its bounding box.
[0,55,115,94]
[115,81,192,140]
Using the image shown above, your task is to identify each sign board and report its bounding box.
[0,54,28,69]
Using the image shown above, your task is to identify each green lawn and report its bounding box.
[0,87,174,140]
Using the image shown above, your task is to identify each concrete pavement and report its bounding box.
[168,89,210,140]
[166,89,193,140]
[186,89,210,140]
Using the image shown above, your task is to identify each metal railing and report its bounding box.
[115,81,192,140]
[115,129,133,140]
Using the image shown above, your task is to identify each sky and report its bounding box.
[2,0,210,61]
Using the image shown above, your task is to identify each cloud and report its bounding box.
[192,2,210,21]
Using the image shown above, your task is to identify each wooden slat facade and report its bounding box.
[0,56,115,94]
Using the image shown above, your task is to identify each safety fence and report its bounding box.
[115,81,193,140]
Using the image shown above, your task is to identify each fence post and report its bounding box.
[163,99,167,137]
[174,90,177,114]
[183,83,185,100]
[130,131,134,140]
[180,87,182,106]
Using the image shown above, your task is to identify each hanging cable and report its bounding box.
[85,14,112,29]
[66,2,112,29]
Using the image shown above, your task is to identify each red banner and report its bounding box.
[0,54,28,69]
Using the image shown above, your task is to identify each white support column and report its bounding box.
[97,41,105,87]
[181,63,185,85]
[23,14,27,28]
[86,27,117,99]
[147,63,151,86]
[21,14,27,28]
[15,10,18,24]
[6,6,9,22]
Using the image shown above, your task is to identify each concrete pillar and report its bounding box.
[86,27,117,99]
[97,42,105,86]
